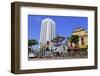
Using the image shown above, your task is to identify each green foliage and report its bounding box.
[67,35,79,44]
[70,35,79,44]
[28,39,38,46]
[67,37,71,41]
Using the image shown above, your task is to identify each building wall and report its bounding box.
[40,18,56,46]
[73,28,88,48]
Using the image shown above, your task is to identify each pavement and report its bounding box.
[28,51,88,61]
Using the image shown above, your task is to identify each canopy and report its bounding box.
[51,36,65,46]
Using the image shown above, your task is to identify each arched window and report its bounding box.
[81,38,84,44]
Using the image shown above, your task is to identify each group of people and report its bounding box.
[67,42,79,56]
[38,42,79,58]
[28,41,79,58]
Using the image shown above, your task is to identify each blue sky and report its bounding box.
[28,15,88,42]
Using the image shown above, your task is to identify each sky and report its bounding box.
[28,15,88,43]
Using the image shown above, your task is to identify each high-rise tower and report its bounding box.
[40,18,56,46]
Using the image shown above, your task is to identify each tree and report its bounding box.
[28,39,38,46]
[28,39,38,52]
[67,37,71,41]
[70,35,79,45]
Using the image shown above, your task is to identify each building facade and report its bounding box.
[40,18,56,47]
[72,28,88,48]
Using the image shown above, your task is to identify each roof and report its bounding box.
[73,27,85,33]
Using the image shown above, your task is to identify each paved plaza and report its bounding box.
[28,48,88,60]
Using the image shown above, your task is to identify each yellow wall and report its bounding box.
[73,28,88,48]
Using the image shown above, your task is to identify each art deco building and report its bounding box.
[72,28,88,48]
[40,18,56,47]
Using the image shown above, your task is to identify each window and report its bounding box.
[81,38,84,44]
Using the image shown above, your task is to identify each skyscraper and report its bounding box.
[40,18,56,47]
